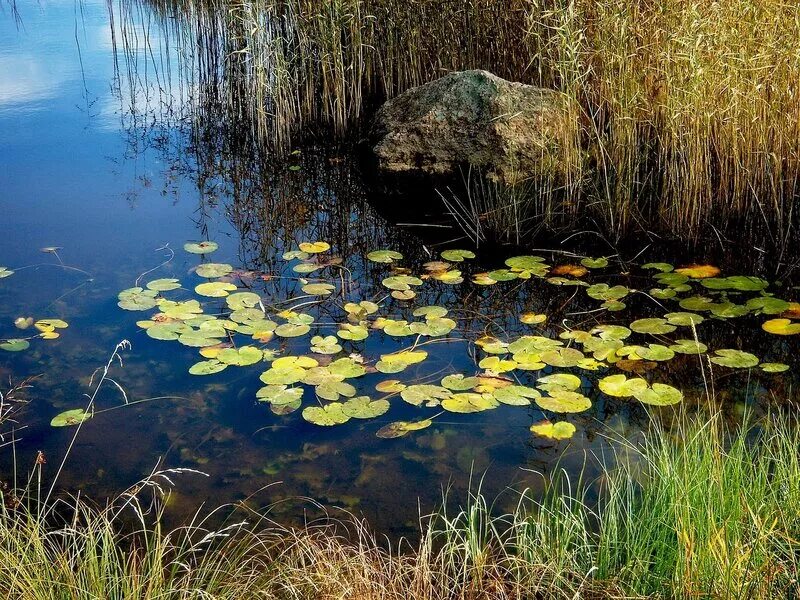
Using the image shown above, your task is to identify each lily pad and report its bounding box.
[493,385,541,405]
[630,318,676,335]
[337,323,369,341]
[275,323,311,338]
[195,263,233,278]
[51,409,92,427]
[341,396,390,419]
[195,281,237,297]
[440,249,475,262]
[401,385,452,407]
[367,250,403,263]
[441,374,479,391]
[118,287,158,311]
[257,385,304,405]
[710,349,759,368]
[302,283,335,296]
[302,403,350,426]
[598,374,648,398]
[633,383,683,406]
[376,419,432,438]
[581,257,609,269]
[535,390,591,413]
[0,339,30,352]
[310,335,343,354]
[188,360,228,375]
[442,393,498,413]
[530,420,575,440]
[761,362,790,373]
[298,241,330,254]
[146,278,181,291]
[762,318,800,335]
[184,241,218,254]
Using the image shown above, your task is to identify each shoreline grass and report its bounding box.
[2,410,798,598]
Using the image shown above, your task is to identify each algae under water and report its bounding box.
[0,0,799,536]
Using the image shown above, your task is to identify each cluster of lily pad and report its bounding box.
[113,240,797,440]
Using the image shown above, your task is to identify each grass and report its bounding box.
[115,0,800,246]
[2,410,799,598]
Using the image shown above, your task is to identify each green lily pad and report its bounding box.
[530,420,575,440]
[226,292,261,310]
[344,301,379,318]
[635,344,675,361]
[283,250,310,261]
[665,312,705,327]
[275,323,311,338]
[302,403,350,426]
[0,339,30,352]
[587,284,629,301]
[701,276,768,292]
[761,362,790,373]
[257,385,304,405]
[310,335,342,355]
[376,419,433,438]
[337,323,369,341]
[195,263,233,278]
[195,281,237,298]
[642,262,673,272]
[536,373,582,392]
[630,318,676,335]
[710,349,759,368]
[382,275,423,291]
[188,360,228,375]
[298,241,330,254]
[492,385,541,405]
[440,249,475,262]
[178,331,226,347]
[598,374,648,398]
[581,257,609,268]
[146,278,181,291]
[293,262,322,274]
[217,346,263,366]
[51,409,92,427]
[505,255,546,270]
[302,283,335,296]
[401,385,452,407]
[376,350,428,374]
[746,296,790,315]
[367,250,403,263]
[669,339,708,355]
[441,374,479,391]
[478,356,518,373]
[146,322,191,341]
[328,357,367,378]
[341,396,390,419]
[535,390,591,413]
[633,383,683,406]
[118,287,158,311]
[540,347,584,368]
[184,241,218,254]
[442,393,498,413]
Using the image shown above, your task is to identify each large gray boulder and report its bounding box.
[372,70,578,184]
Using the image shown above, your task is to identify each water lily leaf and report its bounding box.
[293,262,322,274]
[508,335,562,354]
[341,396,390,419]
[650,288,677,300]
[184,241,218,254]
[442,393,498,413]
[581,257,609,269]
[762,318,800,335]
[35,319,68,329]
[392,290,416,300]
[316,380,357,401]
[598,374,648,398]
[257,385,304,405]
[283,250,310,261]
[530,420,575,440]
[376,380,407,393]
[552,264,588,277]
[298,241,330,254]
[710,349,759,368]
[709,303,749,319]
[188,360,228,375]
[217,346,263,366]
[635,344,675,361]
[383,320,415,337]
[587,284,629,301]
[344,301,379,318]
[679,296,715,311]
[376,419,432,438]
[260,366,307,385]
[367,249,403,263]
[337,323,369,341]
[642,263,673,272]
[226,292,261,310]
[195,263,233,278]
[540,347,584,368]
[376,350,428,374]
[328,357,367,379]
[302,283,335,296]
[633,383,683,406]
[520,313,547,325]
[478,356,518,373]
[411,317,456,336]
[302,403,349,426]
[118,287,158,311]
[0,267,14,278]
[382,275,423,291]
[493,385,541,405]
[51,409,92,427]
[654,272,689,287]
[440,249,475,262]
[310,335,342,354]
[441,374,479,391]
[275,323,311,337]
[472,273,498,285]
[665,312,705,327]
[669,339,708,354]
[675,264,720,278]
[701,276,766,291]
[178,331,226,347]
[401,385,452,406]
[146,278,181,291]
[760,362,790,373]
[195,281,237,297]
[505,255,546,270]
[413,306,449,319]
[592,325,632,341]
[602,300,626,311]
[536,390,591,413]
[536,373,582,392]
[476,336,510,354]
[430,269,463,284]
[630,318,676,335]
[146,322,191,341]
[486,269,519,282]
[746,296,790,315]
[159,299,203,319]
[0,339,30,352]
[270,400,302,415]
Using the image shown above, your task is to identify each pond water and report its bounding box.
[1,0,798,536]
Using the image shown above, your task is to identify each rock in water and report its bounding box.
[372,70,579,184]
